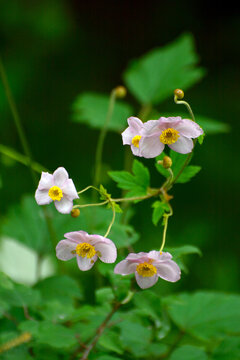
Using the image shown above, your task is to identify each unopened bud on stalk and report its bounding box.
[71,208,80,218]
[158,156,172,169]
[115,86,127,98]
[174,88,184,100]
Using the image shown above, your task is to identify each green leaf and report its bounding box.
[133,290,162,319]
[109,159,150,200]
[166,245,202,260]
[35,275,82,304]
[0,274,41,308]
[211,336,240,360]
[20,320,77,349]
[176,165,201,183]
[1,195,52,254]
[167,292,240,341]
[155,150,200,184]
[152,201,170,225]
[98,330,124,355]
[95,287,115,304]
[170,345,208,360]
[124,33,205,105]
[72,92,133,132]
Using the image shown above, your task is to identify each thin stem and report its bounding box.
[174,95,195,122]
[94,89,117,187]
[159,203,173,253]
[77,185,100,195]
[104,203,116,237]
[80,302,121,360]
[73,200,109,209]
[0,57,37,184]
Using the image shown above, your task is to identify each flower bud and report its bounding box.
[174,88,184,100]
[162,156,172,169]
[71,208,80,218]
[115,86,127,98]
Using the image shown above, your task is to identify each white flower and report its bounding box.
[35,167,79,214]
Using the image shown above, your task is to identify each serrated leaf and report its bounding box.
[72,92,133,132]
[109,159,150,200]
[124,33,205,105]
[167,292,240,341]
[152,201,170,225]
[170,345,207,360]
[98,330,124,355]
[175,165,201,183]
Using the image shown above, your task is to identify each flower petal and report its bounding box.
[64,231,89,243]
[156,260,181,282]
[127,117,143,132]
[135,272,158,289]
[148,250,172,261]
[53,167,69,187]
[174,119,204,139]
[114,260,137,275]
[54,197,73,214]
[62,179,79,200]
[37,172,54,191]
[130,144,142,157]
[94,241,117,263]
[35,188,52,205]
[168,135,193,154]
[56,239,76,261]
[140,135,165,158]
[159,116,182,129]
[122,127,134,145]
[76,255,97,271]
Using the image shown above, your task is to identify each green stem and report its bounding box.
[0,57,37,184]
[104,203,116,237]
[174,95,195,122]
[94,89,117,187]
[159,203,173,253]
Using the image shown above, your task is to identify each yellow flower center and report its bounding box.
[136,262,157,277]
[132,135,142,148]
[75,243,96,259]
[48,186,63,201]
[159,128,179,144]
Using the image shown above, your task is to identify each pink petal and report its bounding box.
[92,238,117,264]
[159,116,182,129]
[56,239,76,261]
[156,260,181,282]
[62,179,79,200]
[37,172,53,191]
[142,120,162,136]
[130,144,142,157]
[148,251,173,261]
[53,167,69,187]
[174,119,203,139]
[135,272,158,289]
[126,252,148,261]
[54,197,73,214]
[168,135,193,154]
[127,117,143,132]
[114,260,137,275]
[64,231,88,243]
[35,188,52,205]
[76,254,97,271]
[122,127,133,145]
[140,135,165,158]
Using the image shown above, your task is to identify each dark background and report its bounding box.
[0,0,239,293]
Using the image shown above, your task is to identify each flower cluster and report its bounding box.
[34,112,203,289]
[122,116,203,158]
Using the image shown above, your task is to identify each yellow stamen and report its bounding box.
[159,128,179,145]
[48,186,63,201]
[132,135,142,148]
[136,262,157,277]
[75,243,96,259]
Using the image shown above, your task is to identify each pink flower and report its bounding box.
[114,251,180,289]
[35,167,79,214]
[121,117,144,156]
[56,231,117,271]
[122,116,203,159]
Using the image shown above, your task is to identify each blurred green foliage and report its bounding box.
[0,0,239,359]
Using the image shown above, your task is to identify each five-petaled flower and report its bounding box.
[122,116,203,158]
[56,231,117,271]
[114,251,180,289]
[35,167,79,214]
